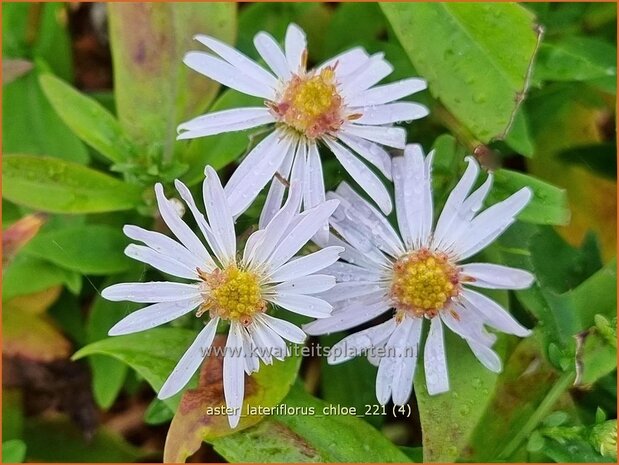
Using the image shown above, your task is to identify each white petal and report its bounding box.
[242,229,264,267]
[270,293,332,318]
[254,31,291,80]
[424,318,450,395]
[323,138,392,215]
[461,263,535,290]
[303,298,391,335]
[303,141,328,243]
[317,281,386,304]
[256,313,306,344]
[248,321,274,364]
[258,141,296,229]
[341,124,406,149]
[338,133,392,180]
[284,23,307,73]
[467,339,502,372]
[253,321,288,361]
[154,183,215,269]
[354,102,429,125]
[317,47,370,78]
[177,107,274,139]
[184,51,275,100]
[398,144,433,248]
[321,261,383,283]
[392,156,411,246]
[194,34,278,89]
[247,179,303,268]
[203,166,236,265]
[376,317,416,404]
[267,199,339,270]
[123,225,203,271]
[224,130,294,217]
[340,53,393,98]
[336,182,403,256]
[173,179,220,265]
[453,188,533,260]
[461,173,493,221]
[432,157,480,249]
[241,328,260,375]
[269,246,344,282]
[327,318,397,364]
[125,244,197,280]
[316,233,386,272]
[392,318,423,405]
[109,297,202,336]
[440,303,496,347]
[223,322,245,428]
[158,317,219,399]
[102,282,201,303]
[461,289,531,337]
[347,78,427,107]
[328,202,390,267]
[273,274,335,295]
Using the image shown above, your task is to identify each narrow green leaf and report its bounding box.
[3,154,143,213]
[73,328,197,410]
[213,384,410,463]
[3,70,89,164]
[534,37,617,84]
[381,3,540,142]
[108,3,236,157]
[2,440,26,463]
[23,225,131,275]
[489,169,570,225]
[3,255,81,301]
[39,73,134,163]
[415,330,504,462]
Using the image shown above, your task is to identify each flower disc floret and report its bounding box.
[199,266,265,324]
[272,68,344,138]
[391,249,459,318]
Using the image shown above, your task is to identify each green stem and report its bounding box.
[498,370,576,459]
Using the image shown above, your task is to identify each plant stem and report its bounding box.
[498,370,576,459]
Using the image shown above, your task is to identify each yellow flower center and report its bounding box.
[391,249,460,318]
[198,266,265,325]
[271,68,344,138]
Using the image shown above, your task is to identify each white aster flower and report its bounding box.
[177,23,428,239]
[304,145,535,404]
[102,165,341,428]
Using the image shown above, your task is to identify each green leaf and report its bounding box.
[3,70,89,164]
[180,90,266,186]
[86,273,141,409]
[322,3,384,58]
[489,169,570,225]
[73,328,197,409]
[3,255,81,301]
[542,437,615,463]
[320,334,383,428]
[3,154,143,213]
[381,3,540,142]
[23,416,142,462]
[3,440,26,463]
[558,143,617,180]
[144,398,174,425]
[213,384,410,462]
[534,37,616,85]
[39,73,135,163]
[108,3,236,156]
[415,329,504,462]
[505,108,535,158]
[23,225,131,275]
[164,336,302,462]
